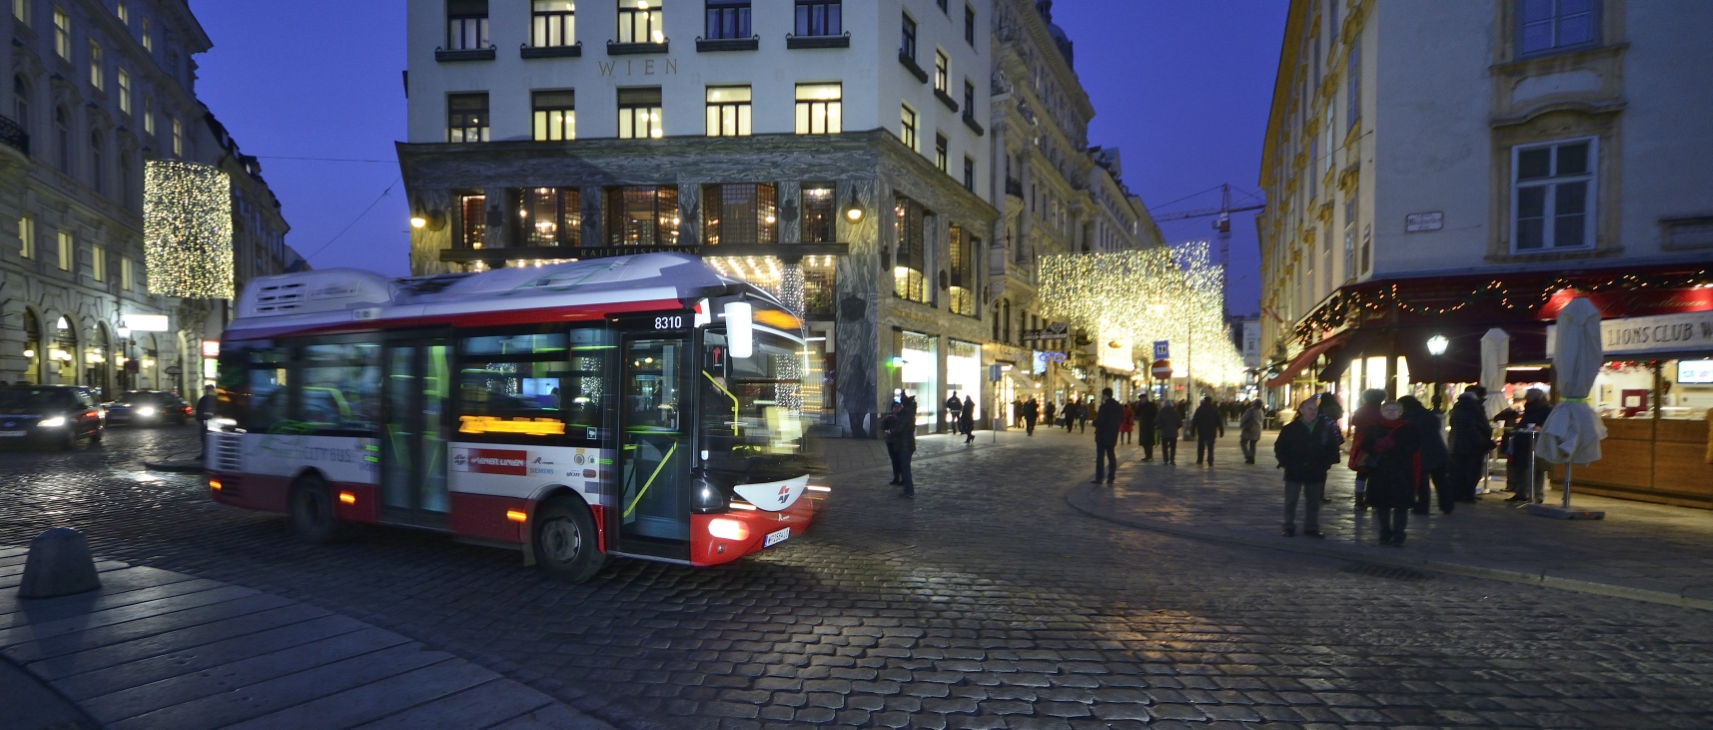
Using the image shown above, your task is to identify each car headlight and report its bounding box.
[38,416,67,428]
[138,407,158,417]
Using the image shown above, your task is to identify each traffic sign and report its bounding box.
[1150,359,1173,380]
[989,363,1002,382]
[1153,340,1169,360]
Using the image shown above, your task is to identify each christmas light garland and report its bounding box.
[144,161,235,299]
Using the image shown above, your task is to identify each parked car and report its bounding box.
[0,385,105,449]
[106,390,193,426]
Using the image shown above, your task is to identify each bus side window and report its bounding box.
[301,343,381,435]
[459,330,576,444]
[565,328,613,445]
[244,345,291,433]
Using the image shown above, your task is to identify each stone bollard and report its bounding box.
[17,528,102,599]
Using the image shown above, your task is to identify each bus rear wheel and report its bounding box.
[289,474,350,544]
[534,499,605,582]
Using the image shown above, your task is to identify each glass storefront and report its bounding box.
[898,331,937,428]
[946,339,981,423]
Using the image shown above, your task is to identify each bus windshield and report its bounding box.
[700,325,809,485]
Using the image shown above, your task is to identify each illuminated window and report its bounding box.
[143,95,154,135]
[89,41,104,90]
[117,68,130,114]
[702,183,776,245]
[531,1,575,47]
[794,83,841,135]
[531,89,575,141]
[617,87,661,139]
[141,18,151,52]
[121,256,133,290]
[934,50,948,93]
[92,244,104,281]
[801,184,834,243]
[12,0,27,24]
[617,0,664,44]
[57,230,71,271]
[604,185,679,246]
[447,0,489,50]
[948,224,975,316]
[900,104,917,150]
[448,93,489,142]
[116,1,126,25]
[457,192,486,249]
[510,187,581,247]
[53,7,69,59]
[171,117,181,156]
[893,195,928,303]
[18,216,33,259]
[704,85,751,137]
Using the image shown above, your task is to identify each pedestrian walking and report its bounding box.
[1155,399,1183,464]
[1447,386,1493,504]
[1399,396,1451,514]
[944,392,963,434]
[1043,400,1056,430]
[1022,397,1039,435]
[960,395,975,444]
[1118,401,1134,445]
[1191,397,1224,465]
[1274,398,1342,537]
[1134,395,1159,462]
[890,396,918,497]
[1092,388,1122,484]
[1012,398,1024,428]
[1345,389,1386,510]
[1078,399,1091,433]
[882,401,903,485]
[1360,400,1422,546]
[196,384,218,459]
[1240,400,1264,464]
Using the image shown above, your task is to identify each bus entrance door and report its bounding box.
[381,338,451,527]
[614,333,691,560]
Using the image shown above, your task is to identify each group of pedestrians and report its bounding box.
[943,392,977,445]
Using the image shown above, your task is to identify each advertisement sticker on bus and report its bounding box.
[451,448,529,476]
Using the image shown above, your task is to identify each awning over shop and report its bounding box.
[1313,324,1550,385]
[1053,369,1089,392]
[1007,370,1041,392]
[1265,331,1350,388]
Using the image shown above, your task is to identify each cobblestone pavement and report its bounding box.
[1071,430,1713,607]
[4,425,1713,729]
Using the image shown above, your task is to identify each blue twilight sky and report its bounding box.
[188,1,1285,315]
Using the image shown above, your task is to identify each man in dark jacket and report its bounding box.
[889,397,918,497]
[1447,386,1493,504]
[1507,388,1553,502]
[1274,398,1342,537]
[960,395,975,443]
[1022,397,1038,435]
[1399,396,1450,514]
[1191,397,1225,466]
[1092,388,1123,484]
[1134,396,1159,461]
[1155,400,1183,464]
[196,384,217,459]
[944,392,963,434]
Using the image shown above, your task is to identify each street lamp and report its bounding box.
[1427,334,1449,412]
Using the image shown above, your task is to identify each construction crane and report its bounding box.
[1150,184,1266,268]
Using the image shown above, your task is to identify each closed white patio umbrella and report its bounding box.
[1532,297,1608,519]
[1480,328,1510,418]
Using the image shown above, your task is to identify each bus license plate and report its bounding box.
[764,527,790,548]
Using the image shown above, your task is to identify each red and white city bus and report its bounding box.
[207,253,820,580]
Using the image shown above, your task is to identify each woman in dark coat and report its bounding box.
[1155,400,1184,465]
[1361,401,1422,546]
[1134,396,1159,461]
[1399,395,1450,514]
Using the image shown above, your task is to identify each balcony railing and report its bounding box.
[0,114,28,156]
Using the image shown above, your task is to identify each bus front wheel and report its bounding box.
[534,499,605,582]
[289,474,350,544]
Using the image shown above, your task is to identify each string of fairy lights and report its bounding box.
[1037,242,1249,386]
[144,161,235,299]
[1290,270,1713,345]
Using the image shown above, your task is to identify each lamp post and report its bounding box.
[1427,334,1449,413]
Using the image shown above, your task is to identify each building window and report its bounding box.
[458,192,486,249]
[447,0,489,50]
[122,256,133,290]
[532,0,576,47]
[705,0,750,40]
[1518,0,1599,57]
[605,185,680,246]
[19,216,33,259]
[934,133,947,172]
[117,68,130,114]
[934,50,948,93]
[54,106,70,173]
[1512,137,1595,252]
[801,184,834,243]
[532,90,575,141]
[964,4,975,46]
[13,76,29,140]
[795,0,840,36]
[1345,42,1359,133]
[448,93,489,142]
[705,85,751,137]
[900,104,917,150]
[893,196,928,303]
[794,83,841,134]
[90,131,102,193]
[511,187,582,247]
[963,79,975,115]
[12,0,26,24]
[92,244,104,281]
[142,95,153,135]
[617,87,662,139]
[171,117,181,156]
[90,41,103,90]
[702,183,776,245]
[57,230,71,271]
[963,156,975,191]
[1342,195,1356,283]
[618,0,664,44]
[53,7,70,59]
[141,18,151,52]
[937,0,948,12]
[1307,138,1317,201]
[948,224,975,317]
[900,12,916,60]
[116,0,126,24]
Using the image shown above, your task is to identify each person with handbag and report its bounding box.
[1274,398,1342,537]
[1361,400,1422,546]
[1155,398,1184,464]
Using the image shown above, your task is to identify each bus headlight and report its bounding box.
[707,518,749,541]
[38,416,66,428]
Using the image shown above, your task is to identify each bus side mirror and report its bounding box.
[725,302,753,359]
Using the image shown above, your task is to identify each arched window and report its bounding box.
[12,76,29,143]
[54,315,78,385]
[22,309,42,385]
[54,106,70,173]
[89,131,103,193]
